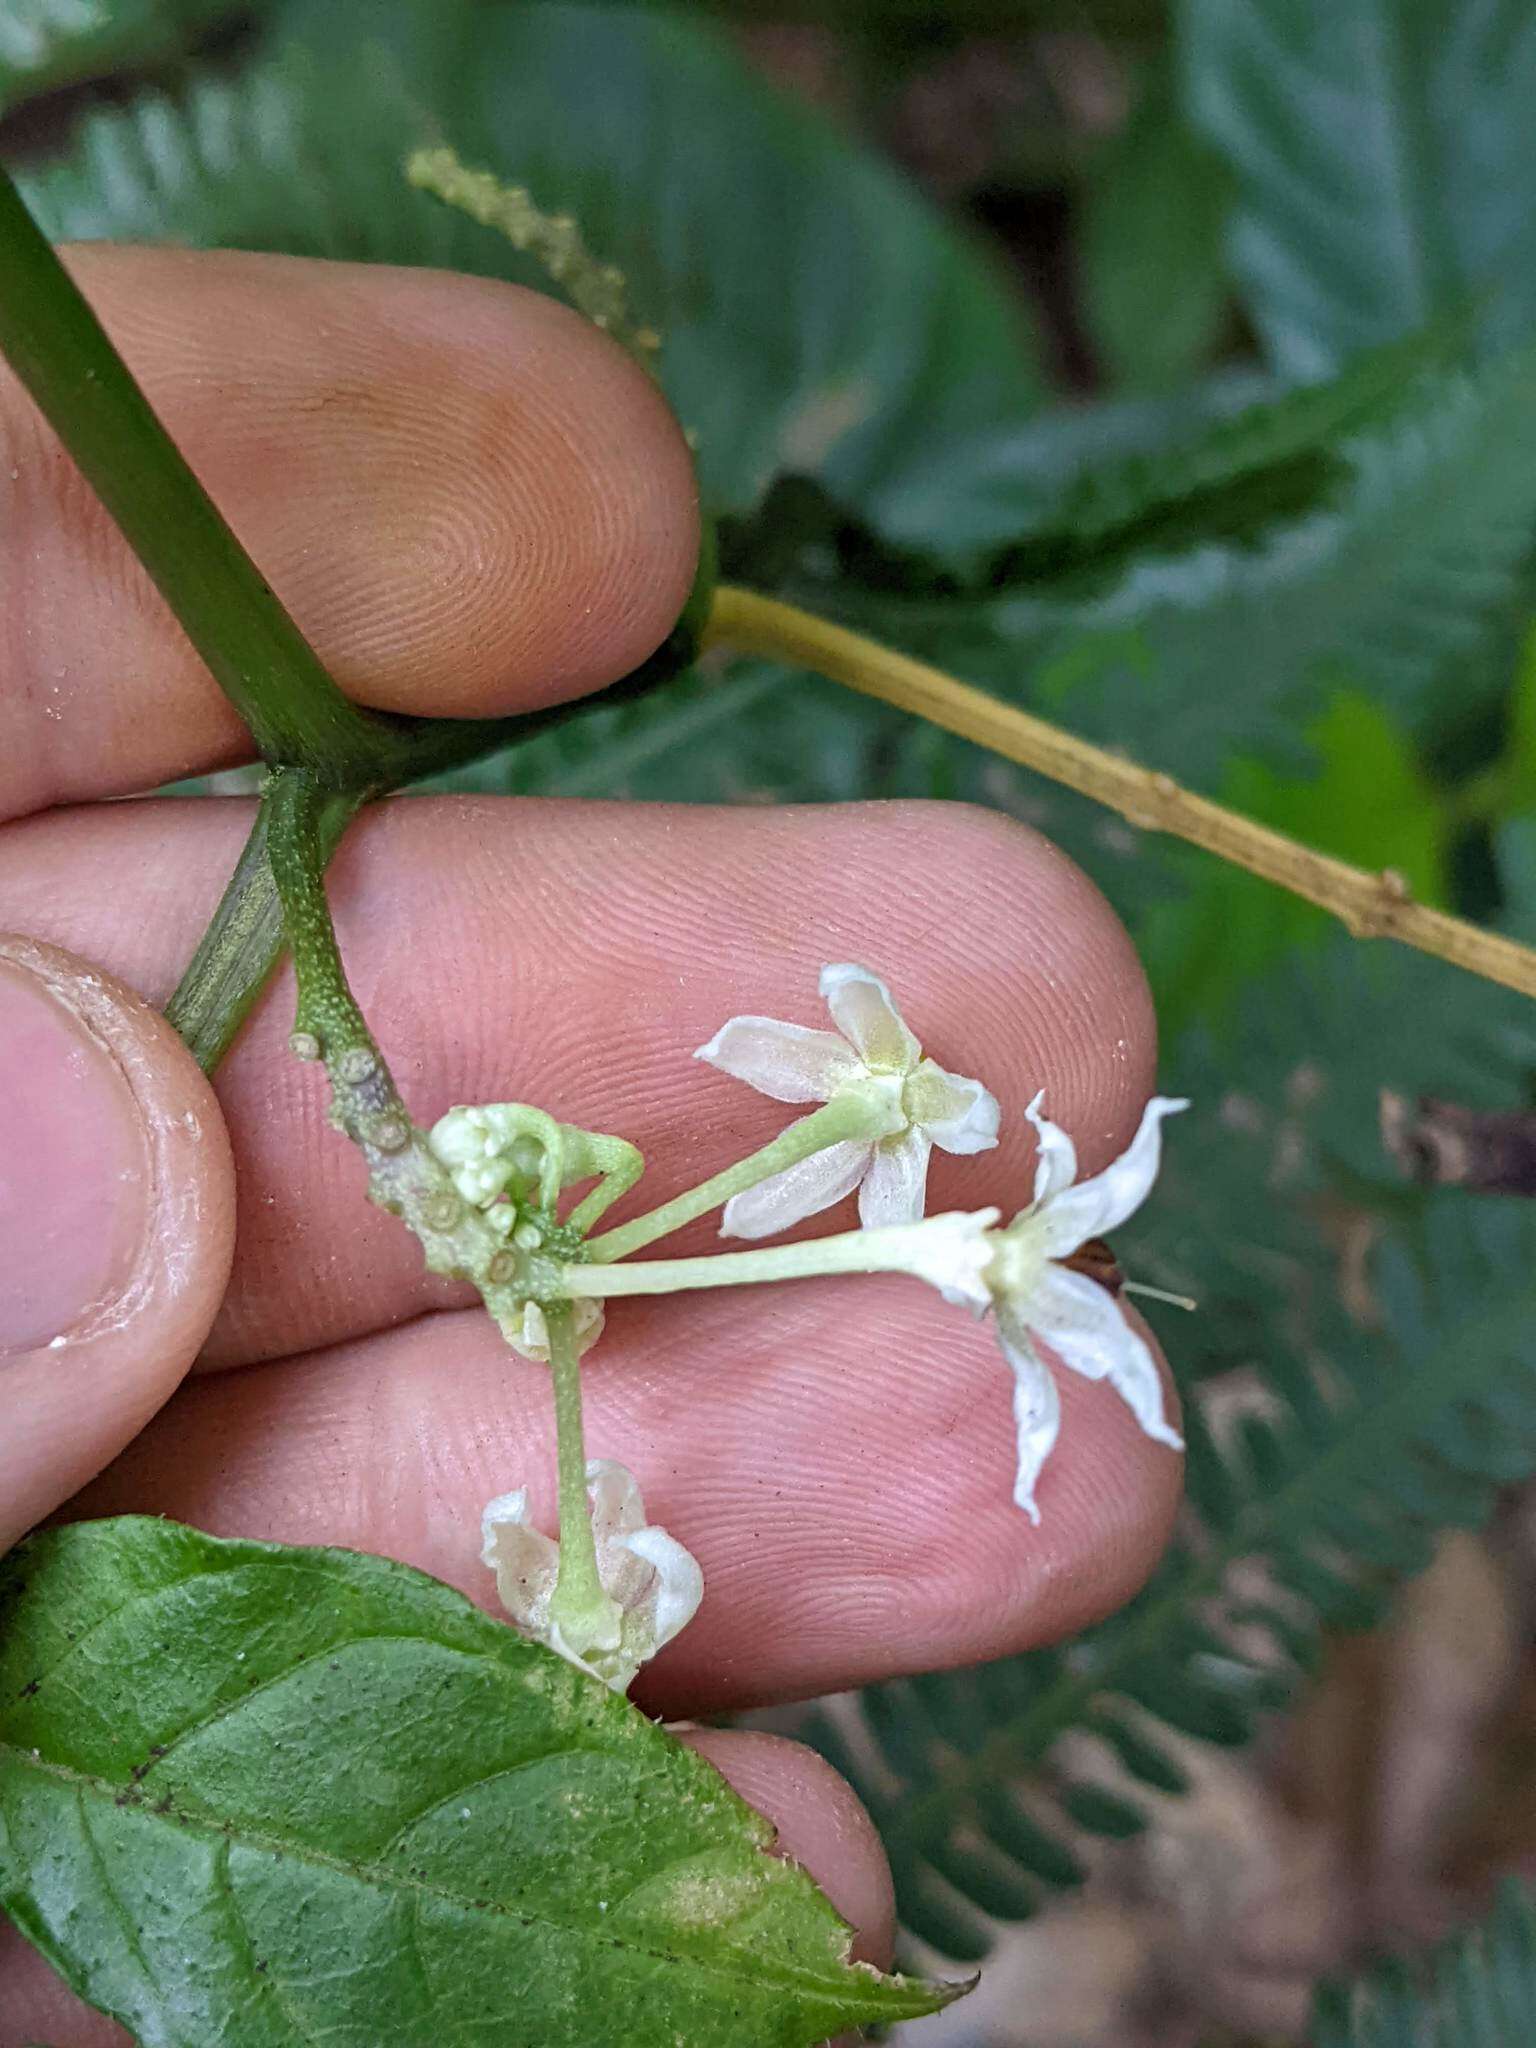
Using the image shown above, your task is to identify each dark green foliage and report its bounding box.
[813,335,1536,783]
[1312,1881,1536,2046]
[0,1520,954,2046]
[722,321,1464,601]
[1079,65,1233,393]
[1184,0,1536,378]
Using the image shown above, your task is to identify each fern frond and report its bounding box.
[1312,1881,1536,2047]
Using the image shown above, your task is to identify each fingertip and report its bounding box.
[299,265,701,717]
[677,1727,896,1969]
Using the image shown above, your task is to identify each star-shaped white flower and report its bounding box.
[695,963,1000,1238]
[987,1092,1188,1523]
[481,1460,703,1692]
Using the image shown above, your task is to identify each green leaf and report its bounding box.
[0,0,247,113]
[1311,1878,1536,2045]
[23,0,1040,541]
[0,1518,955,2046]
[729,321,1455,602]
[1491,621,1536,813]
[1079,66,1232,393]
[1183,0,1536,377]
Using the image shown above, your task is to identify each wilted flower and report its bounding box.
[696,962,999,1237]
[987,1093,1188,1522]
[481,1460,703,1691]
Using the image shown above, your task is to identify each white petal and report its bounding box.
[497,1297,605,1363]
[995,1305,1061,1525]
[1028,1265,1183,1450]
[1036,1095,1188,1257]
[719,1134,873,1238]
[480,1490,560,1630]
[585,1460,663,1618]
[858,1127,934,1227]
[819,963,921,1074]
[622,1523,705,1654]
[585,1459,648,1542]
[907,1060,1001,1155]
[1025,1090,1078,1206]
[694,1016,863,1104]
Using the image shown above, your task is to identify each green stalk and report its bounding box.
[561,1212,998,1299]
[262,767,380,1061]
[164,635,712,1070]
[165,788,362,1071]
[584,1091,892,1262]
[0,168,405,785]
[545,1306,613,1645]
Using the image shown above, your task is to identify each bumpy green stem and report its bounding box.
[165,789,362,1071]
[583,1092,895,1262]
[262,767,569,1332]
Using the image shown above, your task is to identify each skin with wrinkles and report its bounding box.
[0,249,1181,2046]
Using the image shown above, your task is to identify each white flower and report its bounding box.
[695,963,1000,1238]
[481,1460,703,1691]
[987,1092,1188,1523]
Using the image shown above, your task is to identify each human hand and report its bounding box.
[0,249,1182,2043]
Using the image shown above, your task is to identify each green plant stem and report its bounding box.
[263,768,380,1060]
[165,787,363,1070]
[583,1093,892,1262]
[545,1306,609,1638]
[164,615,717,1073]
[0,167,407,785]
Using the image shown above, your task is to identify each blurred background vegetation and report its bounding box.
[10,3,1536,2040]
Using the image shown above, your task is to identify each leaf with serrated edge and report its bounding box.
[0,1519,958,2046]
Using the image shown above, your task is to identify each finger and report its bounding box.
[68,1277,1182,1710]
[0,936,235,1549]
[3,246,699,820]
[0,796,1158,1371]
[0,1730,893,2048]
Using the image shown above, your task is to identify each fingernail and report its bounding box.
[0,956,150,1356]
